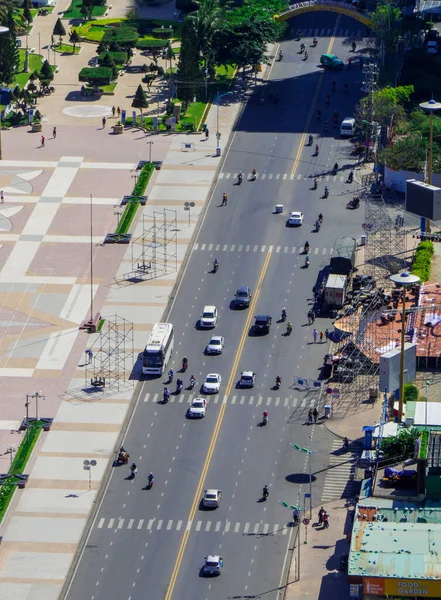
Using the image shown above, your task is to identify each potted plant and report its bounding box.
[112,120,124,134]
[31,109,42,132]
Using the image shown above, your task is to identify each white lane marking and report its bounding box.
[128,519,134,529]
[108,518,115,529]
[157,519,163,530]
[137,519,144,529]
[196,521,202,532]
[98,518,105,529]
[167,520,173,530]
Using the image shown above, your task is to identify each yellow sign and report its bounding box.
[275,4,372,27]
[385,579,441,597]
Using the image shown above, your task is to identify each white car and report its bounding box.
[203,555,223,576]
[202,488,222,508]
[200,305,218,328]
[287,211,304,226]
[188,398,207,418]
[206,335,224,355]
[202,373,221,393]
[240,371,256,387]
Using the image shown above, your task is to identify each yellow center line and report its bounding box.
[291,17,341,176]
[164,251,272,600]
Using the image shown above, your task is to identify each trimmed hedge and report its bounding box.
[79,66,113,84]
[136,38,168,49]
[152,26,173,39]
[115,163,155,235]
[411,240,434,282]
[102,26,139,47]
[98,51,128,65]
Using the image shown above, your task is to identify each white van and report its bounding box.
[340,117,356,137]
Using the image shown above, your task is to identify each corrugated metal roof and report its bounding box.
[349,505,441,579]
[326,274,347,289]
[331,236,356,259]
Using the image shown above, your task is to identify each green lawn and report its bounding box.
[14,51,44,90]
[100,82,118,93]
[127,100,206,132]
[75,17,181,43]
[64,0,107,21]
[53,42,81,54]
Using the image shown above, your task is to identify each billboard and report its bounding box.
[379,343,417,392]
[405,180,441,220]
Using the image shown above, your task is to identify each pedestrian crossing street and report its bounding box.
[321,439,359,503]
[219,172,347,183]
[193,243,334,255]
[298,27,365,39]
[143,392,317,410]
[97,516,291,536]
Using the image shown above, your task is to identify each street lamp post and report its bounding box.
[419,99,441,185]
[25,20,30,73]
[290,441,317,518]
[38,30,41,56]
[390,271,420,422]
[362,119,379,182]
[147,139,154,163]
[215,91,232,157]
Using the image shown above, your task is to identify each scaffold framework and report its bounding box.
[131,209,177,281]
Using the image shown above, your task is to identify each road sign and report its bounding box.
[333,388,339,394]
[326,387,333,394]
[303,518,310,526]
[184,202,190,207]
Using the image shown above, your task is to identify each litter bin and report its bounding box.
[324,405,332,418]
[361,234,366,246]
[202,123,207,131]
[216,147,221,157]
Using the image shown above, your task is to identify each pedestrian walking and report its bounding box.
[41,135,45,147]
[318,506,325,525]
[117,106,121,118]
[311,312,316,323]
[112,106,116,117]
[102,117,106,128]
[307,310,312,325]
[85,349,93,364]
[221,193,228,206]
[313,407,318,423]
[308,408,313,424]
[320,331,324,343]
[293,509,300,525]
[205,128,209,139]
[313,328,318,343]
[53,127,56,139]
[325,328,329,339]
[323,512,329,528]
[0,190,4,203]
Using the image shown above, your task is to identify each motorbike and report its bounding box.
[130,464,138,478]
[176,380,183,393]
[323,187,329,199]
[117,448,129,464]
[213,261,219,273]
[312,178,318,190]
[347,171,354,183]
[238,173,243,184]
[275,377,281,389]
[344,84,349,94]
[252,169,257,181]
[262,414,268,425]
[163,390,170,403]
[263,486,269,500]
[182,359,188,371]
[147,476,154,489]
[332,164,338,175]
[315,221,321,232]
[305,257,310,268]
[279,50,283,61]
[304,243,310,254]
[297,31,302,41]
[287,322,293,335]
[313,38,318,47]
[315,144,319,155]
[304,51,308,60]
[346,197,360,210]
[189,377,196,389]
[281,309,287,321]
[308,135,313,145]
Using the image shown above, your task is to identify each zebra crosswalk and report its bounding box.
[219,172,347,183]
[321,439,359,503]
[143,392,317,410]
[97,516,291,536]
[192,243,333,255]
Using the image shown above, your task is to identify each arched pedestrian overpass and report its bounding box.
[275,2,372,27]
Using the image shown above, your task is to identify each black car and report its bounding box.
[254,314,272,333]
[234,286,251,308]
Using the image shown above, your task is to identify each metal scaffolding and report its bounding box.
[129,209,178,281]
[85,314,134,394]
[364,193,407,286]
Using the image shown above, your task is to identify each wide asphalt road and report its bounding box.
[65,12,368,600]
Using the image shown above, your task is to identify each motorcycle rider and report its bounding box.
[213,258,219,271]
[304,240,310,253]
[168,368,174,381]
[315,144,319,155]
[238,171,243,184]
[176,377,183,391]
[309,134,313,145]
[287,320,293,333]
[189,374,196,388]
[313,36,318,46]
[263,484,269,498]
[182,356,188,370]
[316,219,321,231]
[324,121,329,132]
[313,177,318,189]
[348,170,354,182]
[148,472,154,485]
[276,375,282,386]
[263,409,269,421]
[281,307,287,320]
[343,437,349,451]
[304,50,308,60]
[252,168,257,180]
[279,49,283,60]
[131,462,138,477]
[300,42,305,53]
[333,162,339,174]
[324,186,329,197]
[297,29,302,40]
[318,213,323,223]
[344,83,349,93]
[316,108,321,120]
[304,255,310,268]
[163,387,170,401]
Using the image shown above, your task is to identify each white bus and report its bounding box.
[142,323,174,375]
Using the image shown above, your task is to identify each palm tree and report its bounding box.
[0,0,20,23]
[187,0,224,68]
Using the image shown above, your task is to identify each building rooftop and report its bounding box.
[349,504,441,579]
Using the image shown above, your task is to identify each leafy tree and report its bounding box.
[356,85,413,127]
[403,383,419,403]
[132,83,149,108]
[99,52,118,78]
[379,135,427,173]
[381,428,419,463]
[82,0,95,20]
[187,0,223,68]
[177,17,201,104]
[0,0,21,23]
[164,44,175,72]
[19,87,32,109]
[69,29,81,53]
[23,0,32,24]
[53,18,66,46]
[0,24,19,84]
[371,1,402,54]
[143,44,164,65]
[40,59,54,81]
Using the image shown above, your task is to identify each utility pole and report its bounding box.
[361,62,379,163]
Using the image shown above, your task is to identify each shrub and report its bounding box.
[411,240,434,282]
[98,51,128,65]
[403,383,419,404]
[152,26,173,40]
[78,66,113,84]
[136,38,168,50]
[102,26,139,48]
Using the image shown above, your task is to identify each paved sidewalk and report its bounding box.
[286,499,351,600]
